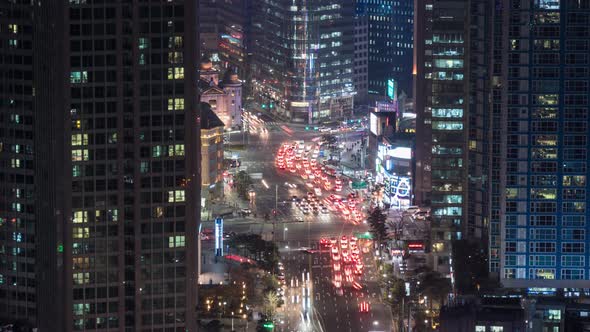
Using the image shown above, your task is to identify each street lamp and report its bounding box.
[283,227,288,241]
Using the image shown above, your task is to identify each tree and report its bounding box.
[262,291,279,320]
[367,207,388,243]
[227,234,279,272]
[416,270,452,310]
[234,170,252,200]
[451,239,499,294]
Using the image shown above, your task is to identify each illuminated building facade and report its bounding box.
[252,0,355,123]
[199,59,243,130]
[1,2,200,330]
[355,0,413,97]
[414,0,493,277]
[500,0,590,288]
[375,139,414,209]
[200,103,225,205]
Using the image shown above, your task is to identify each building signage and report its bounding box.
[387,79,397,102]
[215,217,223,256]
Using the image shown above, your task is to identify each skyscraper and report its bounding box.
[251,0,355,123]
[356,0,413,98]
[0,0,37,322]
[500,0,590,288]
[1,2,200,330]
[414,0,493,275]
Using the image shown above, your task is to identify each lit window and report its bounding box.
[70,71,88,84]
[167,67,185,80]
[168,98,184,110]
[152,146,162,157]
[71,134,88,146]
[169,144,185,156]
[169,235,186,248]
[138,37,149,50]
[10,158,21,168]
[73,227,90,239]
[475,326,486,332]
[71,149,89,161]
[8,24,18,33]
[73,272,90,285]
[73,211,88,223]
[73,303,90,315]
[168,190,185,202]
[169,36,184,48]
[168,52,183,64]
[490,327,503,332]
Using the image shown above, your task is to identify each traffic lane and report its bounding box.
[311,253,371,332]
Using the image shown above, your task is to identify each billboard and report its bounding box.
[370,112,379,136]
[387,79,397,102]
[384,175,411,208]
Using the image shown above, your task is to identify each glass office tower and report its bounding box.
[501,0,590,288]
[355,0,413,97]
[252,0,355,123]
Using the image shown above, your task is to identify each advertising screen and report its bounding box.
[370,112,379,135]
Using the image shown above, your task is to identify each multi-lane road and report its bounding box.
[204,112,393,332]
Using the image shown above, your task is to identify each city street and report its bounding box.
[202,112,393,332]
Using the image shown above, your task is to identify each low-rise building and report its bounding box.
[199,59,243,129]
[200,102,225,209]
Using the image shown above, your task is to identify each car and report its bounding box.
[296,218,304,223]
[359,301,369,313]
[312,207,319,214]
[301,207,310,214]
[341,236,348,243]
[353,282,363,291]
[341,242,348,250]
[331,246,339,254]
[319,238,330,246]
[333,262,341,271]
[321,207,329,214]
[292,195,298,201]
[241,208,252,216]
[332,253,340,261]
[330,238,338,245]
[307,192,315,198]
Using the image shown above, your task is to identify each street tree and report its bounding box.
[367,207,388,243]
[262,291,279,320]
[234,170,252,200]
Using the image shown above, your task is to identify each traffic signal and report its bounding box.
[262,104,267,109]
[269,103,274,109]
[305,126,310,131]
[262,321,275,330]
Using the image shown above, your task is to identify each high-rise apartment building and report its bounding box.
[414,0,492,275]
[251,0,355,123]
[499,0,590,288]
[1,2,200,331]
[356,0,413,98]
[0,0,37,322]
